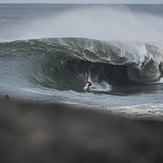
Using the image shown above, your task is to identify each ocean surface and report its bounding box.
[0,4,163,118]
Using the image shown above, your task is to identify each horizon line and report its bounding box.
[0,2,162,4]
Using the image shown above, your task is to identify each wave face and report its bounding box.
[0,38,163,93]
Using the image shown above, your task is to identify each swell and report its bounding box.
[0,38,163,92]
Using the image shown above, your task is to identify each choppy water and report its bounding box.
[1,4,163,118]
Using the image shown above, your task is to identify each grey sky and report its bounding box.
[0,0,163,4]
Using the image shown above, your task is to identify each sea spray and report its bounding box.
[1,5,163,42]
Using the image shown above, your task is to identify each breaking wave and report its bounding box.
[0,37,163,92]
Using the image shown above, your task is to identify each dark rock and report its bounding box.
[3,95,10,100]
[0,100,163,163]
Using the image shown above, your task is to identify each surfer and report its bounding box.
[85,81,92,90]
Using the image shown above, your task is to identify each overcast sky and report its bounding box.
[0,0,163,4]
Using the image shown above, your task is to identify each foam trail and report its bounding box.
[1,6,163,42]
[90,81,112,92]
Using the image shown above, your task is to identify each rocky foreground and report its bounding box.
[0,99,163,163]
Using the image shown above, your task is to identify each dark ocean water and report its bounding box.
[0,4,163,117]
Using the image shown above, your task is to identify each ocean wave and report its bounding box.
[0,37,163,92]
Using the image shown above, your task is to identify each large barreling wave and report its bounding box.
[0,37,163,93]
[1,5,163,96]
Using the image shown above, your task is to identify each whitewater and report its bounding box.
[0,4,163,118]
